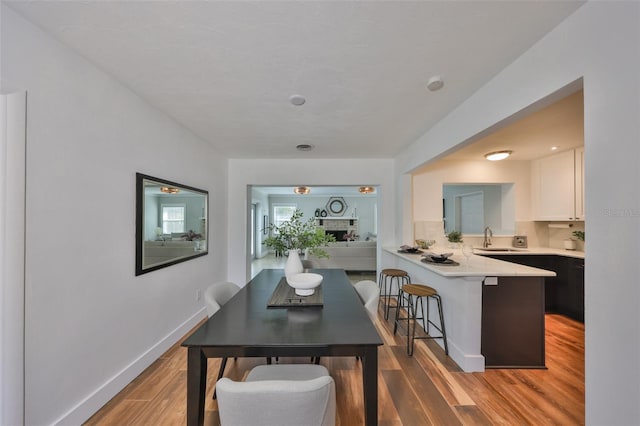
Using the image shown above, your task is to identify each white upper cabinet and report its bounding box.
[532,148,584,221]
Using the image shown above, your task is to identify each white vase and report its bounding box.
[285,249,304,284]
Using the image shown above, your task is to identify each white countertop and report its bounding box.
[384,247,557,278]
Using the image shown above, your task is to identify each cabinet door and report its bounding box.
[567,258,585,322]
[532,149,576,220]
[574,147,585,220]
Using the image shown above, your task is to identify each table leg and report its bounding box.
[361,346,378,426]
[187,347,207,426]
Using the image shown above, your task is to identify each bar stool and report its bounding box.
[378,268,410,320]
[393,283,448,356]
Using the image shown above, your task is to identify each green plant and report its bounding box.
[447,231,463,243]
[263,209,336,258]
[572,230,585,241]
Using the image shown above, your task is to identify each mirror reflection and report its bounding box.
[136,173,208,275]
[443,183,515,235]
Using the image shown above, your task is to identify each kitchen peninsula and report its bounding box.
[382,248,556,372]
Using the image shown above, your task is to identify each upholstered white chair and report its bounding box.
[204,281,241,399]
[216,364,336,426]
[354,280,380,322]
[204,281,241,317]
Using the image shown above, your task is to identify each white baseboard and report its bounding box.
[53,308,206,426]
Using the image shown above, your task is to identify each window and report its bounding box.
[272,204,297,231]
[162,204,186,234]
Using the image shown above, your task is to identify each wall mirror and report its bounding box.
[136,173,208,275]
[442,183,515,236]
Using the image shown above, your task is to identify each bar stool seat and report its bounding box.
[378,268,410,320]
[393,283,448,356]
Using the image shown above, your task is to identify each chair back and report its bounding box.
[354,280,379,322]
[204,281,240,317]
[216,371,336,426]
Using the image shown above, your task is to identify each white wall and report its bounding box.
[396,2,640,424]
[1,6,228,425]
[228,159,394,286]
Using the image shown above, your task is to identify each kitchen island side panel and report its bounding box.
[481,276,546,368]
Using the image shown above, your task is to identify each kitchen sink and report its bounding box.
[474,247,528,252]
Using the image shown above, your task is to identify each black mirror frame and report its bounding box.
[135,173,209,276]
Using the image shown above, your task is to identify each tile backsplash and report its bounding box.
[413,220,585,251]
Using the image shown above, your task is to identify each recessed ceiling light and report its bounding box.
[296,144,314,151]
[293,186,310,195]
[426,75,444,92]
[551,146,559,151]
[485,150,512,161]
[289,95,306,106]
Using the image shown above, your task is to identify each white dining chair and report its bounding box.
[216,364,336,426]
[204,281,241,399]
[354,280,380,322]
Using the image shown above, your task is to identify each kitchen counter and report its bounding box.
[382,247,554,372]
[384,247,557,278]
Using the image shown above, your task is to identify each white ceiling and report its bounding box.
[6,0,584,159]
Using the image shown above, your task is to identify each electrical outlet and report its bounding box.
[196,289,202,301]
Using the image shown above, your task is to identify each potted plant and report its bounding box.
[447,231,463,243]
[572,230,585,242]
[446,230,463,248]
[263,209,336,280]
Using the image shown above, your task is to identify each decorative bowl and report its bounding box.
[286,272,323,296]
[415,239,436,249]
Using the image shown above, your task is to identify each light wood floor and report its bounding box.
[85,307,584,425]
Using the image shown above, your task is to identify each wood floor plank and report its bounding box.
[381,369,434,425]
[389,345,463,425]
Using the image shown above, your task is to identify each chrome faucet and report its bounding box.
[483,226,493,248]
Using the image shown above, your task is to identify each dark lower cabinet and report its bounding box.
[483,254,584,322]
[566,257,585,322]
[481,276,546,368]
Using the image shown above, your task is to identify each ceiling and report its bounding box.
[6,1,584,159]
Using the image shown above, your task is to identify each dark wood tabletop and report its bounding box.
[182,268,383,425]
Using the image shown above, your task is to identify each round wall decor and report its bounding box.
[326,197,347,216]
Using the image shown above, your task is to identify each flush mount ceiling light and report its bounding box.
[293,186,311,195]
[289,94,306,106]
[484,150,512,161]
[358,186,375,194]
[160,186,179,194]
[426,75,444,92]
[296,144,314,151]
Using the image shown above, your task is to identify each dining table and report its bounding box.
[182,268,384,425]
